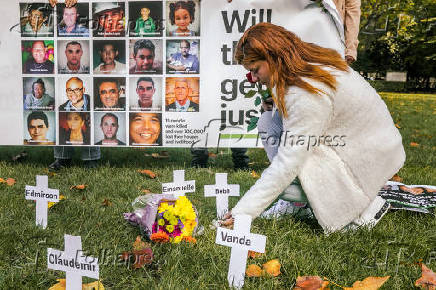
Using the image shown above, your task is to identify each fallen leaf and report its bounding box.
[248,250,263,259]
[400,185,425,195]
[138,169,156,179]
[132,248,153,269]
[49,278,105,290]
[410,142,420,147]
[415,263,436,289]
[48,279,66,290]
[263,259,281,277]
[0,178,5,183]
[133,236,151,251]
[390,174,403,182]
[208,152,217,158]
[395,123,401,129]
[6,178,16,186]
[102,199,112,207]
[343,276,390,290]
[152,152,169,159]
[141,189,152,194]
[294,276,329,290]
[48,195,65,209]
[246,264,262,277]
[70,184,87,190]
[251,170,260,178]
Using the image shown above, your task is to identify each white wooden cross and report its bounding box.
[25,175,59,229]
[215,214,266,289]
[47,234,99,290]
[204,173,240,219]
[162,170,195,197]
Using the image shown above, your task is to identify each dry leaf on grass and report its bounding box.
[2,178,16,186]
[293,276,329,290]
[152,152,169,159]
[410,142,420,147]
[49,279,105,290]
[138,169,156,179]
[251,170,260,178]
[102,199,112,207]
[415,263,436,289]
[120,236,153,269]
[263,259,281,277]
[390,174,403,182]
[133,236,151,251]
[208,152,217,158]
[395,123,401,129]
[343,276,390,290]
[248,250,263,259]
[48,195,65,209]
[141,189,152,194]
[246,264,262,277]
[70,184,87,190]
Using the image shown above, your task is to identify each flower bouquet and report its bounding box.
[124,194,198,244]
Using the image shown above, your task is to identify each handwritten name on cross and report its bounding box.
[204,173,240,219]
[25,175,59,229]
[215,214,266,289]
[47,234,99,290]
[162,170,195,197]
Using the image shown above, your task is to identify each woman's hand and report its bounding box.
[220,211,234,227]
[49,0,77,8]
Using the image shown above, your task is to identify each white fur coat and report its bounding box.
[232,68,406,232]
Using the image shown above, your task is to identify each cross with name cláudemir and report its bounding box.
[47,234,99,290]
[204,173,239,219]
[215,214,266,288]
[25,175,59,229]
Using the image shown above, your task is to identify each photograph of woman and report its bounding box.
[59,112,90,145]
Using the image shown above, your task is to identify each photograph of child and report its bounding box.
[128,1,163,37]
[166,0,200,37]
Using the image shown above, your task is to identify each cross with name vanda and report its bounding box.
[162,170,195,197]
[215,214,266,289]
[47,234,99,290]
[25,175,59,229]
[204,173,240,219]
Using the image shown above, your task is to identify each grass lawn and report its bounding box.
[0,93,435,289]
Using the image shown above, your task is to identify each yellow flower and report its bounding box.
[173,236,182,243]
[166,225,174,233]
[158,219,165,226]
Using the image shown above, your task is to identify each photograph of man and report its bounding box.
[129,112,162,146]
[23,111,55,145]
[130,77,162,111]
[59,112,90,145]
[167,40,199,74]
[94,78,126,111]
[129,1,162,37]
[22,41,54,74]
[165,78,199,112]
[23,78,55,110]
[94,41,126,74]
[129,39,162,74]
[94,112,126,145]
[20,3,54,37]
[93,2,125,37]
[59,77,91,111]
[57,3,89,37]
[58,41,90,74]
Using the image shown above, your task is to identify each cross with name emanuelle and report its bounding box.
[162,170,195,197]
[215,214,266,289]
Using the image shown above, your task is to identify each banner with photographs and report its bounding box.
[0,0,343,147]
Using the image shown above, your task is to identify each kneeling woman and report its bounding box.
[223,23,405,232]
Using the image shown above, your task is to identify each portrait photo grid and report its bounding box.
[20,0,201,147]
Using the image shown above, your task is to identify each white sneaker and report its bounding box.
[345,196,390,231]
[260,199,313,219]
